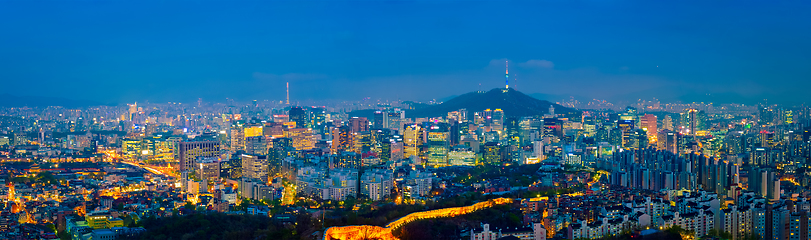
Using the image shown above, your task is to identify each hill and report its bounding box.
[404,88,577,118]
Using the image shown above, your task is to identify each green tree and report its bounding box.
[114,202,125,211]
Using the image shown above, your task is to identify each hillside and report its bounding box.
[404,88,577,118]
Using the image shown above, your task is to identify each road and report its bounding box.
[121,161,172,177]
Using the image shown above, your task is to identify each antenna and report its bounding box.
[286,82,290,105]
[505,61,509,89]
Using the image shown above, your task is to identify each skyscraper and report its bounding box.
[403,124,423,159]
[640,114,657,145]
[177,141,221,173]
[685,109,698,135]
[242,154,269,183]
[662,115,674,131]
[426,125,450,167]
[331,125,353,154]
[349,117,370,133]
[289,107,308,129]
[245,136,268,155]
[230,121,245,152]
[617,120,635,147]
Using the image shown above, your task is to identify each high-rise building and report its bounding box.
[285,128,314,150]
[353,131,372,154]
[195,156,221,184]
[403,124,423,159]
[331,125,353,154]
[760,106,774,126]
[657,130,679,154]
[310,107,327,130]
[349,117,370,133]
[449,145,476,166]
[426,130,450,167]
[245,136,268,155]
[244,125,263,138]
[373,111,385,129]
[482,142,501,164]
[230,121,245,151]
[640,114,657,146]
[242,154,269,183]
[177,141,221,173]
[662,115,674,131]
[289,107,308,128]
[128,103,137,121]
[684,109,699,135]
[617,120,635,147]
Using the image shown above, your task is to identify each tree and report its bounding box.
[114,202,125,211]
[344,195,357,209]
[183,201,195,212]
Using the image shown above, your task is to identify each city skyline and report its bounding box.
[1,1,810,104]
[2,2,811,240]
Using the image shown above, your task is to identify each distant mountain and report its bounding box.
[405,88,578,118]
[0,94,112,108]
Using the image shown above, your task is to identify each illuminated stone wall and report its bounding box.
[324,198,513,240]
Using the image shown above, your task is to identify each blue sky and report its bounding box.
[1,1,809,104]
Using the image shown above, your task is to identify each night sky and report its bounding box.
[1,1,809,104]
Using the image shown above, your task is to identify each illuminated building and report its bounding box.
[482,142,501,164]
[640,114,657,145]
[386,110,406,132]
[245,136,268,155]
[351,131,372,154]
[121,138,141,160]
[625,129,647,150]
[784,110,793,124]
[760,106,774,126]
[127,103,137,121]
[683,109,701,135]
[239,178,275,200]
[263,122,285,138]
[244,125,263,138]
[425,124,450,167]
[361,169,394,201]
[177,141,220,173]
[492,109,505,129]
[289,106,309,129]
[460,134,480,152]
[371,128,393,152]
[403,124,423,159]
[379,138,404,162]
[309,107,327,133]
[195,156,221,183]
[374,111,386,129]
[285,128,315,150]
[334,151,362,169]
[331,126,353,154]
[85,211,123,229]
[617,120,634,147]
[657,130,680,154]
[350,117,370,133]
[296,167,357,200]
[145,136,179,162]
[662,115,674,131]
[242,154,269,183]
[230,121,245,151]
[449,145,476,166]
